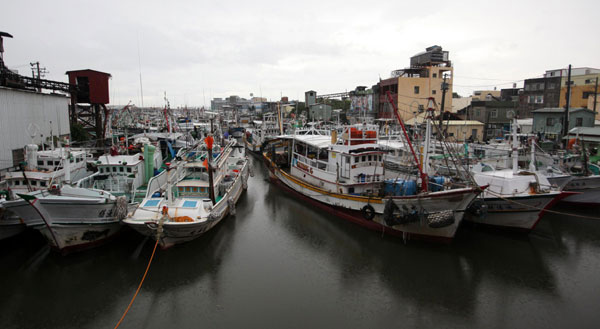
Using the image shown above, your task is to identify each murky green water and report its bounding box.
[1,156,600,329]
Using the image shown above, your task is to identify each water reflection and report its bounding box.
[262,158,560,325]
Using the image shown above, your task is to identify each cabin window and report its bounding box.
[348,187,355,194]
[31,181,37,186]
[362,156,366,162]
[119,167,124,172]
[368,155,372,162]
[178,187,184,192]
[354,157,358,163]
[14,181,20,186]
[54,161,60,166]
[127,167,132,173]
[40,181,47,187]
[192,187,198,192]
[185,187,191,192]
[38,160,44,166]
[99,168,104,173]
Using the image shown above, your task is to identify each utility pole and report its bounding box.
[30,61,48,92]
[563,65,572,147]
[439,73,449,140]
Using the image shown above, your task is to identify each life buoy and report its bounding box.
[361,204,375,221]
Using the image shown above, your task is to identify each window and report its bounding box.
[362,156,366,162]
[368,155,372,161]
[40,181,47,187]
[127,167,132,173]
[414,86,420,94]
[432,90,437,95]
[354,157,358,163]
[528,96,535,103]
[432,73,437,78]
[112,167,117,172]
[548,83,556,89]
[546,118,555,126]
[490,110,498,118]
[536,95,543,103]
[583,92,593,99]
[585,79,592,84]
[38,160,44,166]
[14,181,20,186]
[119,167,124,172]
[576,118,583,126]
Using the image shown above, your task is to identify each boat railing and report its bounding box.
[295,153,330,172]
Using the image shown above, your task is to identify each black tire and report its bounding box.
[361,204,376,221]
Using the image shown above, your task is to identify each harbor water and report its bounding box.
[1,156,600,329]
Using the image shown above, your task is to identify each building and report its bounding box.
[468,100,518,140]
[532,108,595,141]
[309,104,332,121]
[378,46,453,121]
[519,67,600,118]
[0,87,70,171]
[519,76,561,117]
[472,90,501,101]
[587,94,600,119]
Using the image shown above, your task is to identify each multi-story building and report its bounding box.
[519,67,600,118]
[377,46,453,121]
[519,76,561,117]
[549,67,600,109]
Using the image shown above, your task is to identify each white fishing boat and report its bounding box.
[4,144,93,198]
[123,138,249,248]
[245,112,282,154]
[465,117,573,231]
[264,120,482,241]
[1,186,127,252]
[0,195,26,240]
[75,144,163,203]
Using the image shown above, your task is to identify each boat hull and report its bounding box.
[465,192,570,231]
[2,199,118,227]
[266,162,481,241]
[36,221,122,252]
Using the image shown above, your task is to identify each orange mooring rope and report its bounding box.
[113,239,160,329]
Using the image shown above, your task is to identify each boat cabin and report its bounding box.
[289,125,384,195]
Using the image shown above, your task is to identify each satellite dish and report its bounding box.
[506,110,515,119]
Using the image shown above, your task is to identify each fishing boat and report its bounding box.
[1,185,127,252]
[465,117,574,231]
[263,119,482,241]
[75,144,163,203]
[0,194,26,240]
[3,144,92,198]
[245,112,282,154]
[123,137,249,248]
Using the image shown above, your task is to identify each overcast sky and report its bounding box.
[3,0,599,107]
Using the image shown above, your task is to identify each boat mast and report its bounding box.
[512,116,518,174]
[385,91,428,192]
